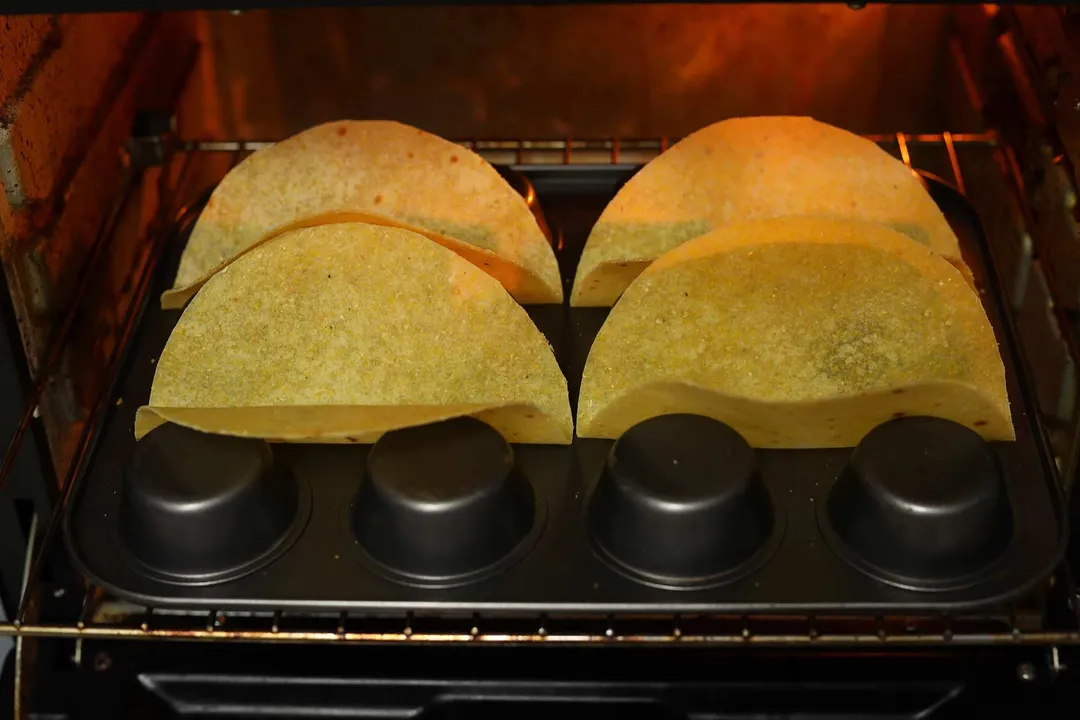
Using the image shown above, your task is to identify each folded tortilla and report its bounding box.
[164,120,562,309]
[577,216,1012,448]
[138,223,572,444]
[571,116,972,306]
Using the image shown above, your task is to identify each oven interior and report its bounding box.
[2,3,1080,716]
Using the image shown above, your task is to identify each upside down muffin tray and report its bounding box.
[65,164,1068,613]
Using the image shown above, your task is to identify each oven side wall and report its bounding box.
[0,13,196,478]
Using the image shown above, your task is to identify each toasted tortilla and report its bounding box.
[577,216,1012,448]
[571,116,972,306]
[164,120,562,308]
[138,223,572,444]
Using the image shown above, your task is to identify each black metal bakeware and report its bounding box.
[587,413,782,589]
[64,163,1068,613]
[819,415,1014,591]
[117,423,311,586]
[350,416,545,587]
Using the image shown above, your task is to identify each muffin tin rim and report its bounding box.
[587,488,788,591]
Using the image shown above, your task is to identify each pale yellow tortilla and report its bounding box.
[577,216,1012,448]
[571,116,973,306]
[164,120,562,308]
[139,222,572,445]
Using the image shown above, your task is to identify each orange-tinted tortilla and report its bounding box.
[571,116,973,306]
[166,120,562,308]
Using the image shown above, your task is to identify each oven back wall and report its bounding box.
[179,3,956,141]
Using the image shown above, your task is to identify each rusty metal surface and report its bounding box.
[177,4,956,141]
[0,14,198,491]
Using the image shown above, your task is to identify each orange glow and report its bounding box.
[176,4,955,141]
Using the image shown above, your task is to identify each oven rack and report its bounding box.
[1,132,1078,649]
[189,131,989,170]
[9,593,1080,648]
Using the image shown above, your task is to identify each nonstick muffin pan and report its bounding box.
[65,164,1068,613]
[117,423,311,585]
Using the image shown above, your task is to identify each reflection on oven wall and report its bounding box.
[177,4,955,140]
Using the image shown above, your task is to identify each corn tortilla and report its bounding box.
[576,216,1012,448]
[139,223,572,444]
[571,116,973,306]
[164,120,562,308]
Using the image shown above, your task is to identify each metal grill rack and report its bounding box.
[1,132,1078,649]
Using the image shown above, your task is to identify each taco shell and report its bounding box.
[571,116,972,306]
[164,120,562,308]
[576,216,1012,448]
[138,223,572,444]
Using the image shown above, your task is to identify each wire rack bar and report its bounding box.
[943,132,967,196]
[178,132,999,165]
[0,626,1076,646]
[896,132,913,168]
[1,131,1075,648]
[2,586,1076,645]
